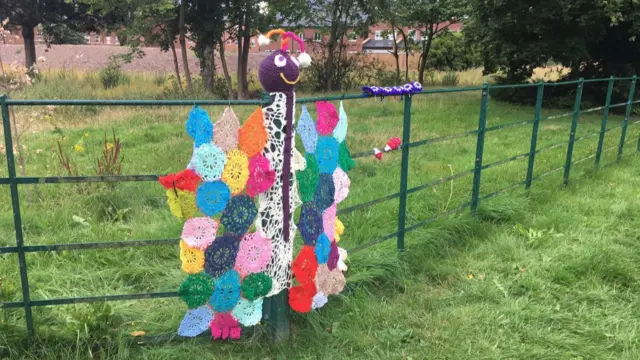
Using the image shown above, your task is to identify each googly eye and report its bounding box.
[291,57,300,67]
[274,55,287,67]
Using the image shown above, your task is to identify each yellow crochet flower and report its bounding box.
[180,239,205,274]
[334,217,344,242]
[166,189,197,220]
[221,149,249,195]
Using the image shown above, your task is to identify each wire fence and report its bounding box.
[1,75,639,340]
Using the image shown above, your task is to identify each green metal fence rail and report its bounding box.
[1,76,639,340]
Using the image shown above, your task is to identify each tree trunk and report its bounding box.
[418,25,435,84]
[169,40,184,93]
[390,23,400,82]
[241,24,251,95]
[397,27,409,82]
[22,26,37,70]
[325,0,342,92]
[237,14,246,100]
[179,1,193,94]
[200,42,216,94]
[218,38,234,99]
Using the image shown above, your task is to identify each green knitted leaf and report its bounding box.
[178,272,214,309]
[296,153,319,203]
[241,272,272,301]
[338,141,355,172]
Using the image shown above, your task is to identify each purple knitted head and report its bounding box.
[258,50,300,93]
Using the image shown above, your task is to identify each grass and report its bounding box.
[1,72,640,359]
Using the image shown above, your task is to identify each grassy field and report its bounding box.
[1,72,640,359]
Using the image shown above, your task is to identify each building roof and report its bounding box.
[362,39,405,50]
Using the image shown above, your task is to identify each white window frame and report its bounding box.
[313,32,321,42]
[348,32,357,42]
[386,30,397,41]
[374,30,382,40]
[298,32,304,41]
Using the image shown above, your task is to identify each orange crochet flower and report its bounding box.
[238,107,268,157]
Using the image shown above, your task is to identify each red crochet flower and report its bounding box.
[289,282,316,313]
[159,169,201,192]
[292,245,318,284]
[245,155,276,197]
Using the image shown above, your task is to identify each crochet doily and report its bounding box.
[297,201,323,246]
[327,240,339,271]
[292,245,318,284]
[333,167,350,204]
[220,195,258,236]
[322,204,336,241]
[296,153,319,203]
[315,101,339,136]
[214,107,240,152]
[232,298,263,326]
[315,264,345,295]
[166,189,197,220]
[235,232,271,277]
[293,148,307,171]
[311,292,328,309]
[314,174,336,211]
[334,217,345,242]
[240,272,273,301]
[159,169,201,192]
[314,234,331,264]
[333,101,348,143]
[180,239,205,274]
[338,141,356,172]
[246,154,276,198]
[204,235,240,279]
[221,149,249,195]
[178,272,214,309]
[195,181,230,216]
[178,305,214,337]
[297,105,318,153]
[210,269,241,312]
[181,217,218,250]
[186,106,213,147]
[210,313,241,340]
[315,136,339,174]
[239,107,268,157]
[193,143,227,182]
[289,282,316,313]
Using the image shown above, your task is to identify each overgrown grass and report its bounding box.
[1,73,640,359]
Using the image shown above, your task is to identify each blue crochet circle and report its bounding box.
[193,143,226,182]
[177,305,214,337]
[220,195,258,236]
[204,235,240,279]
[314,173,335,210]
[314,136,339,174]
[210,269,241,312]
[315,233,331,264]
[186,106,213,147]
[196,181,230,216]
[297,201,323,246]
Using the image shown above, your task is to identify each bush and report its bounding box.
[441,71,460,87]
[297,53,393,92]
[427,30,482,71]
[99,57,128,89]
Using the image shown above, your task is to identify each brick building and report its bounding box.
[1,26,121,46]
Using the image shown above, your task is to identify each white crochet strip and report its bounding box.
[256,92,298,296]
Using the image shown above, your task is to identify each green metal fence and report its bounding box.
[1,76,639,339]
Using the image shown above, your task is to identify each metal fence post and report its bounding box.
[1,95,34,336]
[525,82,544,189]
[595,76,615,167]
[471,83,489,215]
[396,94,412,252]
[617,75,637,162]
[563,78,584,186]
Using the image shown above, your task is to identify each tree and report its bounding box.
[400,0,462,84]
[0,0,92,68]
[187,0,226,94]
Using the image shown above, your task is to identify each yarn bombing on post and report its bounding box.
[158,28,352,341]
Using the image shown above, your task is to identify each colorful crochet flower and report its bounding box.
[220,195,258,236]
[204,235,241,279]
[210,269,241,312]
[311,292,328,310]
[289,282,316,313]
[297,201,324,246]
[185,106,213,147]
[314,174,336,211]
[210,313,241,340]
[181,217,218,250]
[235,232,272,277]
[333,167,350,204]
[240,272,272,301]
[338,141,355,172]
[245,155,276,197]
[333,101,348,143]
[238,107,268,157]
[322,204,336,241]
[315,264,346,295]
[292,245,318,284]
[314,234,331,264]
[166,189,197,220]
[315,136,339,174]
[179,239,205,274]
[158,169,201,192]
[297,105,318,153]
[334,217,345,242]
[195,181,230,216]
[178,305,214,337]
[221,149,249,195]
[233,298,264,326]
[178,272,214,309]
[193,143,227,182]
[327,240,339,271]
[214,107,240,152]
[315,101,339,136]
[296,153,319,203]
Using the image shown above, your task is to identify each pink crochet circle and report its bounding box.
[235,232,272,277]
[322,204,337,241]
[181,217,218,250]
[315,101,339,135]
[246,154,276,197]
[333,167,350,204]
